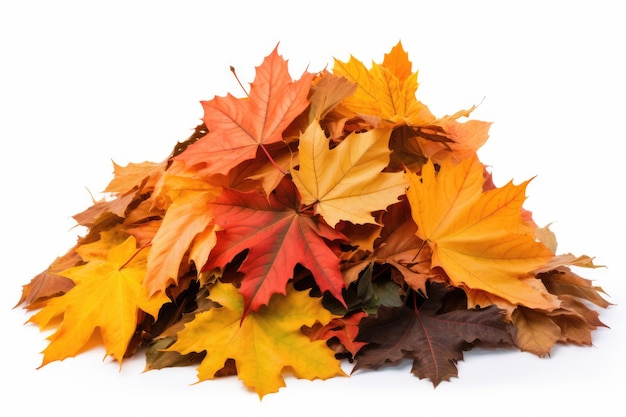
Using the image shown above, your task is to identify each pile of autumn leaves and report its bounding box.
[17,42,609,398]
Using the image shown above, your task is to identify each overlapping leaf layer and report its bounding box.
[17,42,609,398]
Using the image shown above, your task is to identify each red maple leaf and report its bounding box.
[204,179,347,316]
[173,45,315,176]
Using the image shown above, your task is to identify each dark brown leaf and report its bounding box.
[353,285,515,387]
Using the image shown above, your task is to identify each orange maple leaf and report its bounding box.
[418,118,492,165]
[172,45,315,176]
[143,173,221,295]
[310,311,368,357]
[104,160,167,195]
[28,235,170,367]
[406,155,559,310]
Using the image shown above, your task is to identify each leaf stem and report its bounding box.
[406,239,427,268]
[119,243,152,271]
[230,66,249,97]
[260,144,288,176]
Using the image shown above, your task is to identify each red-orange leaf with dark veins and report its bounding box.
[173,45,315,176]
[204,179,347,317]
[353,284,515,387]
[310,311,368,357]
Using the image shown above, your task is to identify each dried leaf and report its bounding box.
[407,155,559,310]
[168,282,345,398]
[354,284,515,386]
[292,121,408,227]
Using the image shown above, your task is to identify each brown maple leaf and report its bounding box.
[16,249,78,308]
[353,283,515,387]
[511,264,610,356]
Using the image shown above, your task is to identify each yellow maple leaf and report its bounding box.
[167,281,346,399]
[29,235,170,367]
[333,42,491,167]
[291,120,408,227]
[406,155,560,310]
[332,41,434,127]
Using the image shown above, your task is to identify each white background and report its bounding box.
[1,0,624,415]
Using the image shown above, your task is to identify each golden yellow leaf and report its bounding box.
[333,41,434,127]
[291,120,408,227]
[406,155,559,310]
[29,235,170,367]
[167,282,345,399]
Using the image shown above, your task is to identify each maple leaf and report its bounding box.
[511,296,607,357]
[286,70,358,138]
[418,118,492,165]
[69,160,168,231]
[203,178,347,316]
[511,265,611,356]
[212,142,294,197]
[370,199,445,293]
[104,160,167,195]
[333,43,490,166]
[143,174,221,295]
[332,41,434,127]
[172,45,315,176]
[353,283,515,387]
[16,42,611,395]
[306,71,359,121]
[167,281,346,399]
[291,120,408,227]
[71,193,136,228]
[510,307,562,356]
[548,296,607,344]
[309,311,368,358]
[406,155,559,310]
[539,265,610,308]
[16,249,78,308]
[28,235,170,366]
[69,161,166,232]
